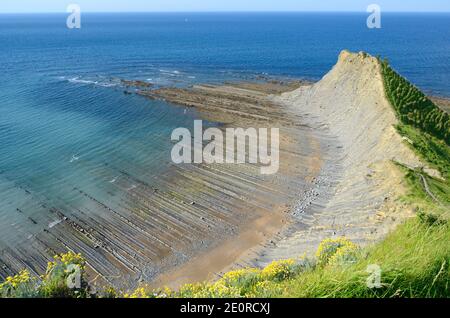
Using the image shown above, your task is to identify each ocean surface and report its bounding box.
[0,13,449,246]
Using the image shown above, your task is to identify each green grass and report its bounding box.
[380,59,450,222]
[381,59,450,144]
[265,219,449,298]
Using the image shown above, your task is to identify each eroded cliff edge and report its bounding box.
[253,51,434,265]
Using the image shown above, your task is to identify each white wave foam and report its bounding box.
[109,176,119,183]
[70,154,80,163]
[67,76,118,88]
[68,77,98,85]
[48,219,62,229]
[127,185,137,191]
[97,82,116,88]
[159,69,181,75]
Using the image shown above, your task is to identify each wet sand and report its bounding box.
[153,205,287,288]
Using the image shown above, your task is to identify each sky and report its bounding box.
[1,0,450,13]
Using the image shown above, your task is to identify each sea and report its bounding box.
[0,12,449,246]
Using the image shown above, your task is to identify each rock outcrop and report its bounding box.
[255,51,425,264]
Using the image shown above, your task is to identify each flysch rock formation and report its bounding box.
[251,50,426,266]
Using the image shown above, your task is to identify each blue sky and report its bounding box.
[1,0,450,13]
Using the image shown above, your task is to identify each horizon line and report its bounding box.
[1,10,450,14]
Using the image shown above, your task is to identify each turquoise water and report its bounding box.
[0,13,449,246]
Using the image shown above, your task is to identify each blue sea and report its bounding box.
[0,13,449,246]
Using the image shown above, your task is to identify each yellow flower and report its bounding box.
[0,270,31,289]
[57,251,85,267]
[46,251,86,273]
[316,237,358,266]
[261,259,295,281]
[124,287,151,298]
[155,287,172,298]
[220,268,260,285]
[328,244,359,266]
[207,281,241,298]
[246,280,282,298]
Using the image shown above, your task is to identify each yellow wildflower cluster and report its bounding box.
[103,286,118,298]
[0,270,31,289]
[328,244,359,266]
[155,287,172,298]
[316,237,358,266]
[124,287,151,298]
[246,280,284,298]
[220,268,260,284]
[47,251,85,273]
[261,259,295,281]
[178,281,241,298]
[207,281,241,298]
[124,286,172,298]
[119,257,305,298]
[178,283,206,297]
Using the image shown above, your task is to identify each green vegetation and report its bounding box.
[0,252,91,298]
[381,59,450,144]
[1,56,449,299]
[254,219,449,298]
[380,59,450,221]
[2,219,448,298]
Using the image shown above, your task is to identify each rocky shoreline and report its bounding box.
[2,52,448,291]
[0,77,325,291]
[135,51,447,285]
[132,80,328,288]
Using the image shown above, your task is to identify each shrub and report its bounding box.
[39,251,90,298]
[260,259,297,282]
[102,286,118,298]
[124,287,152,298]
[123,286,172,298]
[380,59,450,144]
[316,237,358,266]
[418,210,447,227]
[219,268,261,294]
[177,281,241,298]
[327,244,360,266]
[246,280,285,298]
[177,283,209,298]
[0,270,38,298]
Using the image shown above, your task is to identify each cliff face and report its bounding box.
[285,50,421,169]
[256,51,426,265]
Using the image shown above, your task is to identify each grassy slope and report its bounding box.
[381,59,450,144]
[268,220,449,298]
[381,60,450,221]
